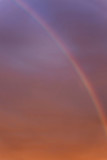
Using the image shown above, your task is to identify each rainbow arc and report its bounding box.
[12,0,107,135]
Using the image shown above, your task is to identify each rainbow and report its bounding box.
[12,0,107,135]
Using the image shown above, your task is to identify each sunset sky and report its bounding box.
[0,0,107,159]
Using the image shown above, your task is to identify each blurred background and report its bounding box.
[0,0,107,159]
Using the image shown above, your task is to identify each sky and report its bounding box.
[0,0,107,159]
